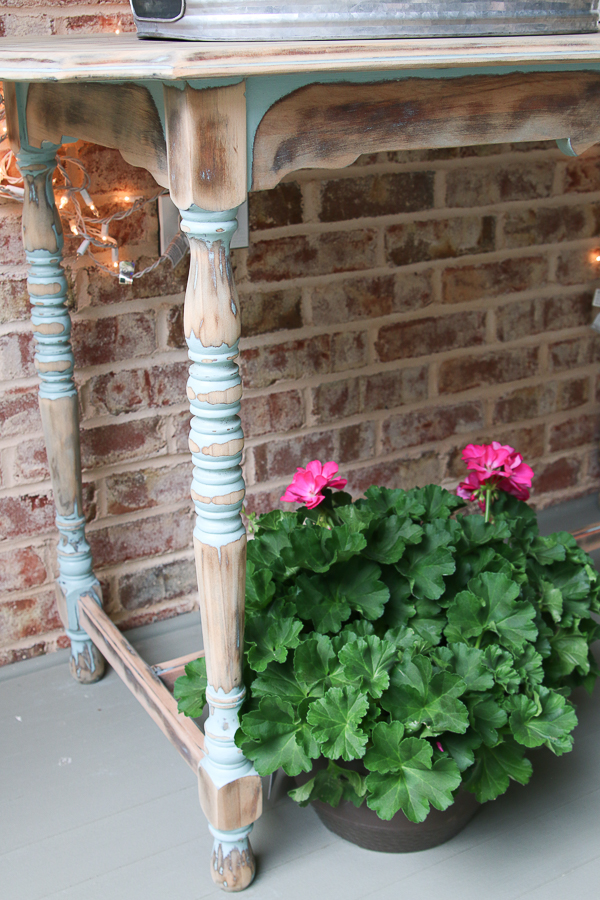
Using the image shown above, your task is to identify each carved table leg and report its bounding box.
[18,145,105,684]
[180,205,262,891]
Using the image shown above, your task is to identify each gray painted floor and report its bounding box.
[2,494,600,900]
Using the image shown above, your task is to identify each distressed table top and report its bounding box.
[1,33,600,81]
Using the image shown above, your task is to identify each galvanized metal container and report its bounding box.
[130,0,599,42]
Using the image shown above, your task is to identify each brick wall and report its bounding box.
[2,5,600,665]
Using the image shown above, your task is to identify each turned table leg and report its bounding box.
[180,204,262,891]
[17,145,105,684]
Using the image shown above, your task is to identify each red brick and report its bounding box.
[556,247,600,287]
[72,312,156,367]
[331,331,369,372]
[88,508,193,568]
[172,409,192,454]
[502,204,597,249]
[561,157,600,194]
[496,293,592,342]
[3,13,54,36]
[75,143,159,194]
[548,334,600,372]
[438,347,539,394]
[252,430,336,483]
[337,422,377,464]
[344,452,442,495]
[0,388,41,438]
[244,486,290,516]
[83,363,188,417]
[118,557,197,611]
[0,211,26,265]
[106,464,191,515]
[381,401,484,453]
[165,303,185,349]
[240,334,332,389]
[310,271,434,327]
[0,273,29,325]
[385,215,495,266]
[249,183,303,230]
[360,365,428,412]
[0,332,36,380]
[549,415,600,452]
[496,424,545,460]
[0,493,55,541]
[442,256,547,304]
[319,172,434,222]
[0,547,46,593]
[445,161,555,208]
[311,378,360,423]
[0,641,54,667]
[80,417,167,470]
[533,457,582,493]
[247,230,378,283]
[556,376,590,411]
[375,310,485,363]
[62,13,135,34]
[240,390,304,439]
[240,288,303,337]
[492,384,556,425]
[13,438,49,484]
[84,252,188,308]
[0,591,62,646]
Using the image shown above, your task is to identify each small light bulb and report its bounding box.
[124,195,130,202]
[596,255,600,262]
[89,203,95,211]
[2,126,6,133]
[70,223,78,235]
[115,28,120,34]
[59,196,68,209]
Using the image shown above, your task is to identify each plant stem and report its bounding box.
[484,487,491,524]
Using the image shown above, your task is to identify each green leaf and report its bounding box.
[397,521,456,601]
[362,486,425,518]
[548,627,591,677]
[173,656,207,718]
[509,688,578,755]
[529,535,567,565]
[247,528,293,576]
[363,516,423,565]
[447,643,495,692]
[307,686,370,760]
[281,526,335,573]
[297,559,389,633]
[467,694,508,746]
[237,697,320,776]
[251,658,312,706]
[459,515,510,546]
[481,644,520,692]
[549,561,590,601]
[294,634,337,695]
[540,582,563,624]
[245,563,276,610]
[464,737,532,803]
[288,777,316,806]
[339,635,398,699]
[380,570,415,627]
[418,484,465,521]
[364,725,461,822]
[445,571,537,652]
[329,525,368,563]
[514,644,544,687]
[382,654,468,735]
[246,614,303,672]
[442,731,482,772]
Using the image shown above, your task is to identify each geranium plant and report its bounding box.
[175,447,600,824]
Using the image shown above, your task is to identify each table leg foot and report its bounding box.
[209,825,256,892]
[69,641,106,684]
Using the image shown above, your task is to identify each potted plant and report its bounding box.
[175,444,600,851]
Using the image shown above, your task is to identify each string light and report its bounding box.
[0,93,186,281]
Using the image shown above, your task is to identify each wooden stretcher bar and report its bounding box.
[78,593,205,771]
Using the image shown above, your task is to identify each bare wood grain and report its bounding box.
[21,167,62,254]
[3,81,20,154]
[193,535,246,695]
[39,396,82,518]
[26,82,168,188]
[182,237,241,349]
[253,70,600,189]
[198,767,262,831]
[2,34,600,81]
[79,593,205,771]
[164,81,246,211]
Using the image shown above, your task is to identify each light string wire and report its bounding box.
[0,91,188,280]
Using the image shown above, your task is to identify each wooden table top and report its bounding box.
[1,33,600,81]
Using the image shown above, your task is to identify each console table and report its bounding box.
[2,32,600,892]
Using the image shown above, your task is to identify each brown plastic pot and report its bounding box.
[295,762,479,853]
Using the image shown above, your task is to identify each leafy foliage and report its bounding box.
[176,485,599,823]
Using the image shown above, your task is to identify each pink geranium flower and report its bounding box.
[457,441,534,506]
[281,460,348,509]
